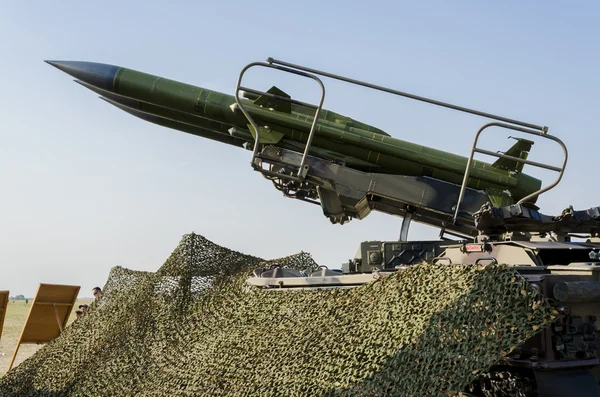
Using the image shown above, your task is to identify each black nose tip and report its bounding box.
[45,60,120,91]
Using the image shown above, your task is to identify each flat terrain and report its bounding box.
[0,299,93,376]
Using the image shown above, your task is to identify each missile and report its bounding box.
[46,60,542,203]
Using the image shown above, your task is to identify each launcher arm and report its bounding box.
[257,146,493,238]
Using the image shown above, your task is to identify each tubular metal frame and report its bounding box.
[234,62,325,180]
[452,123,568,223]
[235,57,568,233]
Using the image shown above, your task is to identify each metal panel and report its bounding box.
[8,283,80,371]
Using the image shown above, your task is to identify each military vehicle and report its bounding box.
[49,58,600,396]
[238,60,600,397]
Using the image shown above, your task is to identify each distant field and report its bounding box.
[0,299,93,376]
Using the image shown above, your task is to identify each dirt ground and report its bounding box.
[0,299,93,376]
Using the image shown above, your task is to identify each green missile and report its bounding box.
[46,60,542,202]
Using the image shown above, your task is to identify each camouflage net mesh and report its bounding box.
[0,233,557,396]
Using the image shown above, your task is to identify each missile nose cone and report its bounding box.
[45,60,120,91]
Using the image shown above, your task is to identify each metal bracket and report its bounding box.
[399,210,413,241]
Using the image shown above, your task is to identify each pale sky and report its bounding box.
[1,1,599,297]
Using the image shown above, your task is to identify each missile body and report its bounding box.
[47,61,541,202]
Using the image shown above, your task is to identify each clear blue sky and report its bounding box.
[1,1,598,297]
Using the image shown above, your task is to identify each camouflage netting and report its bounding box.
[0,233,557,396]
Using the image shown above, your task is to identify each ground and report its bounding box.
[0,299,93,376]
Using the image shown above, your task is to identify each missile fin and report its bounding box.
[492,138,534,173]
[247,124,285,144]
[254,86,292,113]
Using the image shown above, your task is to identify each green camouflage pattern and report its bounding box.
[0,234,556,396]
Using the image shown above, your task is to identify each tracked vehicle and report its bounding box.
[240,59,600,396]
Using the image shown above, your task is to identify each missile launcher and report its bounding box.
[47,59,550,235]
[49,58,600,396]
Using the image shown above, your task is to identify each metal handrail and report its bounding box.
[475,257,499,265]
[234,62,325,179]
[267,58,548,132]
[453,122,568,223]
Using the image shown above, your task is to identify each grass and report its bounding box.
[0,299,93,376]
